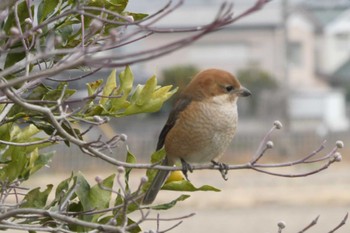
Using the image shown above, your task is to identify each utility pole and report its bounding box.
[281,0,290,132]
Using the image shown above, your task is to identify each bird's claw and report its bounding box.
[181,158,193,181]
[211,160,229,181]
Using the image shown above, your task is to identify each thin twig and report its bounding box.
[328,213,348,233]
[298,215,320,233]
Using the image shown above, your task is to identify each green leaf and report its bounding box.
[75,173,115,222]
[90,174,115,210]
[71,173,115,231]
[29,151,55,175]
[143,149,166,192]
[118,66,134,97]
[88,0,128,13]
[4,51,26,69]
[3,1,30,33]
[56,24,73,46]
[43,87,76,101]
[26,84,51,100]
[123,218,141,233]
[162,180,221,192]
[30,121,56,136]
[50,173,75,207]
[108,66,134,112]
[0,123,12,149]
[130,84,142,104]
[151,148,166,164]
[100,69,117,105]
[84,104,105,116]
[125,148,136,190]
[42,82,75,102]
[136,75,156,106]
[12,124,39,142]
[113,196,140,229]
[150,194,190,210]
[123,79,177,115]
[38,0,59,23]
[21,185,53,208]
[0,149,27,182]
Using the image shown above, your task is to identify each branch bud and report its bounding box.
[109,28,119,42]
[336,140,344,149]
[93,115,104,123]
[95,176,102,183]
[266,140,274,149]
[24,18,33,25]
[36,28,43,34]
[90,19,103,31]
[109,219,117,225]
[140,176,148,184]
[277,221,286,229]
[125,15,134,23]
[55,35,62,45]
[273,120,283,129]
[333,152,342,162]
[117,166,125,174]
[120,133,127,142]
[10,27,20,35]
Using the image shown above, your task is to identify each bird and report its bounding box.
[142,68,251,205]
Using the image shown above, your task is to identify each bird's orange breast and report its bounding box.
[164,95,238,164]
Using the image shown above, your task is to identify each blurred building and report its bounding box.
[287,0,350,131]
[127,0,349,132]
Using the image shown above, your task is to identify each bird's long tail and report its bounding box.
[142,157,172,205]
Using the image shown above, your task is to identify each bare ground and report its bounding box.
[136,165,350,233]
[20,164,350,233]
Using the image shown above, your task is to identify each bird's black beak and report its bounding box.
[238,87,251,97]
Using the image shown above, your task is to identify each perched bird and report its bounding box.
[142,68,251,205]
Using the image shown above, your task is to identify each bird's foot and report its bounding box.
[211,160,229,181]
[180,158,193,181]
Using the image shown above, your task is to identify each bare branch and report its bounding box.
[329,213,348,233]
[298,215,320,233]
[0,208,123,232]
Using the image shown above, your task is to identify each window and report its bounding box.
[335,32,350,50]
[288,41,303,67]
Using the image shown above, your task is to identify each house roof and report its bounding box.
[295,0,350,31]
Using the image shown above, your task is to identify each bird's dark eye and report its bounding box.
[225,85,234,92]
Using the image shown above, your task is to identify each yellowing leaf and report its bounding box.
[130,84,143,104]
[136,75,156,106]
[87,79,103,96]
[116,66,133,97]
[108,66,134,112]
[165,171,185,184]
[152,85,174,98]
[100,69,117,105]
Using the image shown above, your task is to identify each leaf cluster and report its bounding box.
[0,0,147,70]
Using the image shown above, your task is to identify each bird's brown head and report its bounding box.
[182,69,251,101]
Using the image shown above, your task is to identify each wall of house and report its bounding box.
[289,89,349,131]
[138,27,284,80]
[287,14,321,88]
[321,10,350,74]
